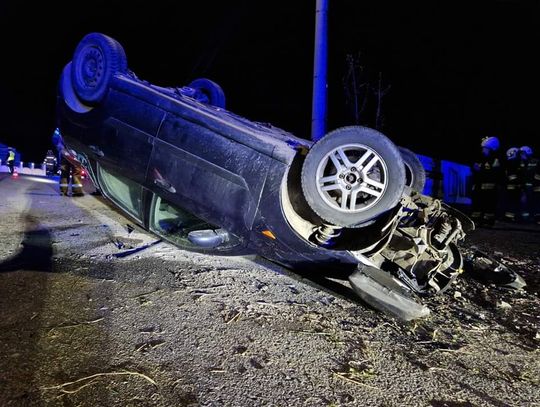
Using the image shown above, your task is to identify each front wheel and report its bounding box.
[399,147,426,192]
[301,126,406,227]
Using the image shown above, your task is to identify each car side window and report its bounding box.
[97,165,143,220]
[149,195,212,248]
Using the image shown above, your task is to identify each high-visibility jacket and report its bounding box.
[524,158,539,191]
[505,157,522,189]
[7,150,15,162]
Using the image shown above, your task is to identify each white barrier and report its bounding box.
[0,164,46,176]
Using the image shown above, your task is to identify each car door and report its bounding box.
[90,89,164,184]
[146,112,271,239]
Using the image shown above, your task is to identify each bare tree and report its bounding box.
[343,53,369,124]
[343,55,391,130]
[373,71,391,131]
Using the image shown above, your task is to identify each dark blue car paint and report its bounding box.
[57,70,363,272]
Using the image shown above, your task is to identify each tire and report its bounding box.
[188,78,226,108]
[399,147,426,192]
[60,62,93,113]
[71,33,127,105]
[301,126,406,227]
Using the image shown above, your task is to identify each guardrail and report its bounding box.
[0,161,48,176]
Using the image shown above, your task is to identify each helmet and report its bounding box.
[520,146,533,158]
[52,128,63,146]
[481,136,500,151]
[506,147,519,160]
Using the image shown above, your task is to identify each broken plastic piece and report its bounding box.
[463,247,526,290]
[348,265,430,321]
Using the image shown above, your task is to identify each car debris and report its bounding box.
[462,246,527,290]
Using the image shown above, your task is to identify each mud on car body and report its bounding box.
[56,33,519,320]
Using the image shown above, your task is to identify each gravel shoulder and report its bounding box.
[0,174,538,407]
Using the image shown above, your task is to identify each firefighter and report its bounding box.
[471,136,503,226]
[519,146,539,223]
[5,147,15,175]
[531,150,540,224]
[44,149,57,176]
[52,128,84,197]
[503,147,521,222]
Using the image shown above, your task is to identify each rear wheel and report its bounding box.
[60,62,93,113]
[301,126,406,227]
[399,147,426,192]
[188,78,226,108]
[71,33,127,104]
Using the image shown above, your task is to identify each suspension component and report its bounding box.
[432,219,452,247]
[313,224,342,247]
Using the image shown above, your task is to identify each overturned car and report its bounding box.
[56,33,522,320]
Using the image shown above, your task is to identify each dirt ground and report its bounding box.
[0,173,538,407]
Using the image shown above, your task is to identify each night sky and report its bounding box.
[1,0,538,165]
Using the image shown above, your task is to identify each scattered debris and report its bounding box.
[463,246,527,289]
[233,345,248,354]
[111,239,162,258]
[113,238,126,249]
[48,317,104,333]
[332,371,379,390]
[135,339,166,352]
[226,312,241,324]
[249,358,264,369]
[132,289,163,299]
[496,301,512,309]
[40,370,157,394]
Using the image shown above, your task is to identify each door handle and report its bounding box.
[154,177,177,193]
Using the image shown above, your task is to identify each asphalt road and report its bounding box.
[0,173,539,407]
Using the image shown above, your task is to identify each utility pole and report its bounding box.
[311,0,328,141]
